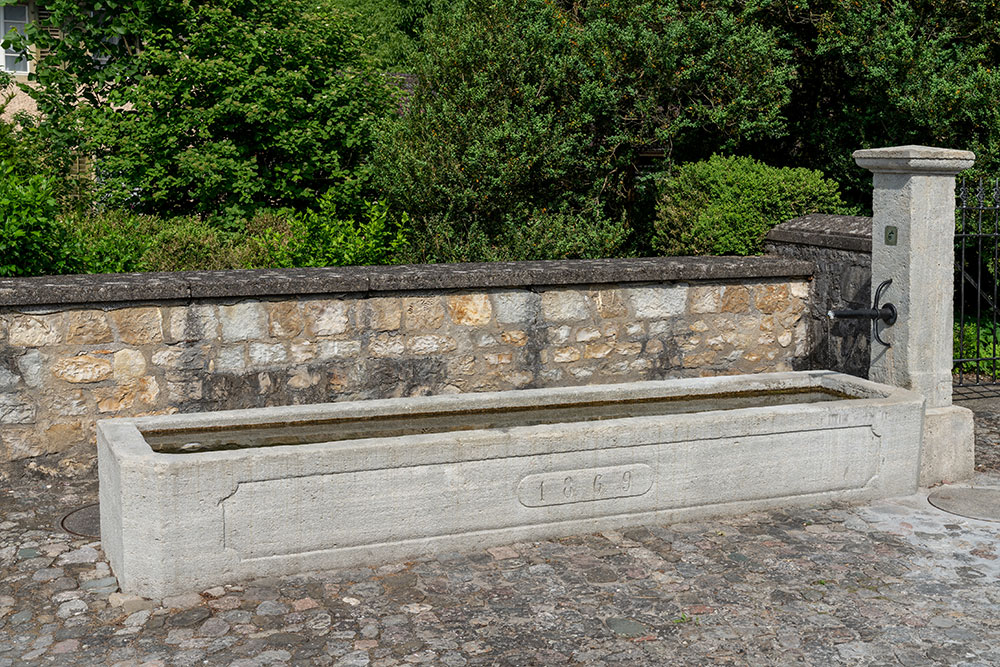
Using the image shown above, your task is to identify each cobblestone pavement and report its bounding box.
[3,426,1000,666]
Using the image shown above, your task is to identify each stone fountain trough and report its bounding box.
[98,370,923,597]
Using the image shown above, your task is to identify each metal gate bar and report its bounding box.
[955,177,1000,386]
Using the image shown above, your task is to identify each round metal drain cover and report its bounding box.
[60,503,100,538]
[928,487,1000,522]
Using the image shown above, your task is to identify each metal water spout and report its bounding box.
[827,279,897,347]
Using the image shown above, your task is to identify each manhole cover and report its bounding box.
[60,503,100,538]
[928,487,1000,522]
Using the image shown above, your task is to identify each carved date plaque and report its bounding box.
[517,464,654,507]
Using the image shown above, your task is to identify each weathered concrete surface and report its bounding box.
[922,405,976,486]
[6,458,1000,665]
[98,371,925,597]
[855,145,977,485]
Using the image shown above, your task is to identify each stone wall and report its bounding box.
[765,214,873,378]
[0,257,813,466]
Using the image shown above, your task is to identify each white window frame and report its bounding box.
[1,4,29,75]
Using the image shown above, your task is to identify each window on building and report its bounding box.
[1,4,29,74]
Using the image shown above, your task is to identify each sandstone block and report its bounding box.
[474,332,499,348]
[0,394,35,424]
[403,297,445,331]
[491,291,539,325]
[501,331,528,347]
[9,315,62,347]
[753,284,790,314]
[138,377,160,405]
[288,368,322,390]
[2,427,44,460]
[289,341,316,363]
[114,350,147,380]
[220,303,267,342]
[97,384,136,413]
[684,351,717,368]
[50,389,87,417]
[317,341,362,359]
[168,306,219,343]
[16,350,44,388]
[369,334,405,358]
[645,339,664,355]
[615,342,643,356]
[448,355,477,376]
[541,290,591,323]
[112,308,164,345]
[67,311,113,344]
[576,327,601,343]
[790,281,810,299]
[45,421,87,452]
[624,285,688,320]
[447,294,493,326]
[689,286,722,314]
[215,347,246,374]
[721,286,751,313]
[591,289,627,318]
[249,343,287,366]
[407,335,458,355]
[547,326,571,345]
[267,302,304,338]
[486,352,513,366]
[778,330,793,348]
[363,298,403,332]
[152,347,206,371]
[501,370,534,388]
[553,347,582,363]
[584,343,613,359]
[53,356,112,384]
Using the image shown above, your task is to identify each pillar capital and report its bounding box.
[853,145,974,175]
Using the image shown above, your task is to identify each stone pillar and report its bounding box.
[853,145,975,485]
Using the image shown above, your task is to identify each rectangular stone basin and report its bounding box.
[98,371,925,597]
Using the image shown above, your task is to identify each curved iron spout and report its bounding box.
[827,279,897,347]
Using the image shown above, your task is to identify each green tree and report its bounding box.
[375,0,795,262]
[6,0,393,222]
[327,0,433,68]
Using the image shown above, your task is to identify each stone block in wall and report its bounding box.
[447,294,492,326]
[0,393,35,424]
[66,310,113,344]
[9,314,63,347]
[541,290,591,322]
[403,297,445,331]
[113,349,147,380]
[52,355,113,384]
[168,305,220,343]
[220,302,267,342]
[625,285,688,320]
[304,301,351,337]
[362,298,402,332]
[111,308,163,345]
[491,291,539,324]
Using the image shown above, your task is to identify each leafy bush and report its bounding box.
[954,315,1000,378]
[248,195,410,268]
[375,0,795,262]
[13,0,392,223]
[0,161,77,277]
[327,0,432,68]
[652,155,854,256]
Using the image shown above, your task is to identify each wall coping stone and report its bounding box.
[766,214,873,253]
[0,256,814,307]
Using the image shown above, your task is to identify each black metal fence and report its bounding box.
[955,177,1000,385]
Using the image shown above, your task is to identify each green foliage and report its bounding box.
[327,0,432,68]
[745,0,1000,207]
[250,196,410,268]
[954,315,1000,378]
[652,155,853,256]
[8,0,392,222]
[0,161,77,277]
[376,0,794,262]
